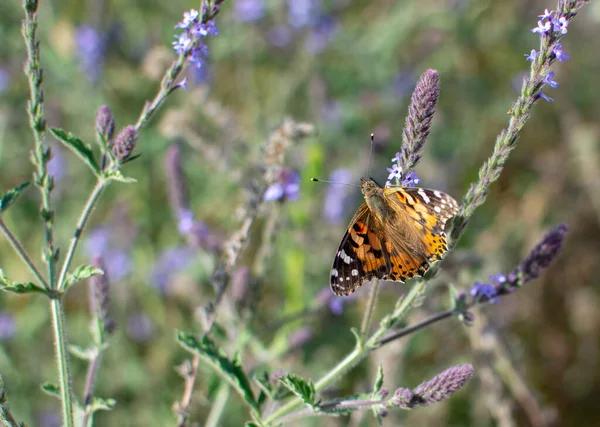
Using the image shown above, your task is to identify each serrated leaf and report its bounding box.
[0,269,46,295]
[373,365,384,396]
[0,182,30,213]
[279,374,316,408]
[63,264,103,290]
[41,383,60,399]
[177,331,259,411]
[50,128,100,175]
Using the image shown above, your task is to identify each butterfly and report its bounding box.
[330,178,458,296]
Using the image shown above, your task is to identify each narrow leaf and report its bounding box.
[373,365,384,396]
[63,264,103,290]
[280,374,316,408]
[0,182,30,213]
[177,331,259,411]
[41,383,60,399]
[50,128,100,175]
[87,397,116,413]
[0,269,46,295]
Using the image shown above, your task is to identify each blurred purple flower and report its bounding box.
[267,25,292,47]
[323,168,352,224]
[469,281,499,304]
[76,25,107,82]
[126,313,154,342]
[264,170,300,202]
[552,43,569,62]
[536,91,554,103]
[288,0,320,28]
[386,153,420,187]
[0,312,15,340]
[525,49,538,62]
[321,99,341,126]
[38,410,61,427]
[392,71,416,98]
[329,296,345,315]
[47,145,66,184]
[305,15,338,54]
[543,71,559,88]
[0,68,10,94]
[233,0,266,22]
[86,226,132,282]
[150,246,195,293]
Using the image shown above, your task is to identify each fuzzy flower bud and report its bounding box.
[89,255,115,334]
[95,105,115,143]
[112,125,137,162]
[399,69,440,173]
[519,224,568,282]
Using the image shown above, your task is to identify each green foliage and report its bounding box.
[279,374,317,409]
[50,128,100,176]
[63,264,103,291]
[0,269,45,295]
[0,182,30,213]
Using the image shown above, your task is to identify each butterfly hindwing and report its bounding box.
[330,204,390,296]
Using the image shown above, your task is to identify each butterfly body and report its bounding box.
[330,179,458,296]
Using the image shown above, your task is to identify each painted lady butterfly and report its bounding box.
[330,178,458,296]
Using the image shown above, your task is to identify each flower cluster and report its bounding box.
[468,224,568,306]
[264,169,300,202]
[386,153,420,188]
[172,9,219,69]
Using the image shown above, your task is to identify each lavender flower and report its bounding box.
[173,9,218,69]
[89,256,115,334]
[469,281,499,304]
[0,68,10,94]
[287,0,320,28]
[392,364,474,408]
[397,69,440,174]
[150,246,195,294]
[552,43,570,62]
[112,125,137,162]
[164,144,190,215]
[0,312,15,340]
[75,25,106,82]
[233,0,266,22]
[386,153,421,187]
[267,25,293,47]
[95,105,115,143]
[525,49,538,62]
[323,168,352,224]
[126,313,154,342]
[264,170,300,202]
[86,226,132,282]
[305,15,338,54]
[518,224,568,283]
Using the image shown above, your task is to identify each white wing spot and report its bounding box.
[434,206,441,213]
[339,277,344,282]
[351,269,359,276]
[434,191,442,198]
[331,268,338,277]
[340,249,353,264]
[418,189,431,204]
[345,277,350,281]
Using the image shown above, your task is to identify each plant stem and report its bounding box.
[377,309,454,346]
[0,218,49,290]
[50,298,74,427]
[359,278,380,345]
[175,355,200,427]
[264,281,424,425]
[81,349,102,427]
[204,382,230,427]
[56,179,106,292]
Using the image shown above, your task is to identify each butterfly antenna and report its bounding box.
[366,133,374,179]
[310,178,360,188]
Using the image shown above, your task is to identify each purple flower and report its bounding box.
[552,43,570,62]
[392,71,417,98]
[553,16,568,34]
[76,25,106,82]
[0,68,10,94]
[264,170,300,202]
[126,313,154,342]
[287,0,320,28]
[329,297,345,315]
[172,9,218,69]
[267,25,292,47]
[531,19,552,34]
[233,0,266,22]
[305,15,338,54]
[150,246,195,293]
[402,170,420,187]
[543,71,558,88]
[386,154,420,188]
[525,49,538,62]
[469,281,498,303]
[86,226,132,282]
[536,91,554,103]
[0,312,15,340]
[538,9,552,20]
[323,168,353,224]
[47,145,66,184]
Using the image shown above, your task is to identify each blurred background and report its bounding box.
[0,0,599,426]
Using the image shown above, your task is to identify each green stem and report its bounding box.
[0,218,49,290]
[50,298,74,427]
[204,383,230,427]
[264,281,424,425]
[56,179,106,292]
[359,278,380,345]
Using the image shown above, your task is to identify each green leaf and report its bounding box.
[50,128,100,175]
[103,169,137,183]
[69,344,95,361]
[41,383,60,399]
[373,365,384,396]
[86,397,116,413]
[279,374,316,409]
[63,264,103,290]
[177,331,259,411]
[0,269,46,295]
[0,182,30,213]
